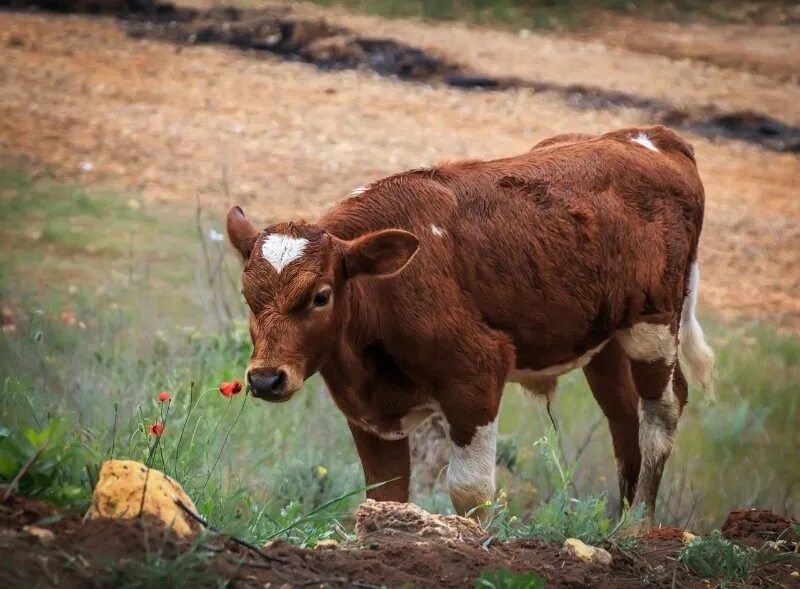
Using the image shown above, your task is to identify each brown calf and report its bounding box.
[226,125,715,527]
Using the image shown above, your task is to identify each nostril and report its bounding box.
[265,370,286,393]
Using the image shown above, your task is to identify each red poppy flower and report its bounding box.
[219,380,243,398]
[147,422,164,437]
[157,391,171,403]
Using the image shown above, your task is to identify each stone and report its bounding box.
[355,499,485,545]
[22,525,55,544]
[562,538,613,566]
[314,539,339,549]
[86,459,202,538]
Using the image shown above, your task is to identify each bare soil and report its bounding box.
[576,15,800,83]
[1,495,798,588]
[0,1,798,331]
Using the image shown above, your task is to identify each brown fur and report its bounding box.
[227,125,708,524]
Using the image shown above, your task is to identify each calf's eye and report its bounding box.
[312,288,331,308]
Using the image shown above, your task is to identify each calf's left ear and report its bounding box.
[343,229,419,278]
[226,206,259,261]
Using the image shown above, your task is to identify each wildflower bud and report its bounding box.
[147,422,165,437]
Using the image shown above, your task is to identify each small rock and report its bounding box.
[79,161,94,173]
[562,538,612,566]
[86,459,202,538]
[314,539,338,549]
[682,531,698,543]
[23,526,55,544]
[790,571,799,578]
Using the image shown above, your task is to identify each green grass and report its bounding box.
[0,168,798,554]
[678,530,758,583]
[474,567,545,589]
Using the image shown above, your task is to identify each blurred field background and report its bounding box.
[1,0,798,547]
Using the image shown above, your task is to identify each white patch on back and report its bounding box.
[430,224,446,238]
[261,234,309,273]
[631,133,659,152]
[351,186,367,196]
[616,323,676,363]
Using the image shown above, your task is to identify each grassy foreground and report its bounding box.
[0,168,798,553]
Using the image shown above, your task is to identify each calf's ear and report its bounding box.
[344,229,419,278]
[226,206,259,261]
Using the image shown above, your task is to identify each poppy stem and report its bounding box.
[201,392,248,492]
[172,380,195,477]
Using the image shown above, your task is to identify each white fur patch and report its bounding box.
[261,234,309,273]
[357,403,440,441]
[631,133,659,152]
[447,418,497,509]
[430,224,446,238]
[508,340,608,383]
[637,367,679,469]
[351,186,367,196]
[616,323,676,363]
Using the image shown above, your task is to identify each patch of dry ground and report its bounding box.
[575,15,800,82]
[0,4,798,327]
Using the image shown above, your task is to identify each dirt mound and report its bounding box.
[645,526,689,542]
[354,499,486,544]
[721,508,798,543]
[2,496,799,588]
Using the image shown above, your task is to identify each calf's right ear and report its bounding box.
[226,206,259,261]
[343,229,419,278]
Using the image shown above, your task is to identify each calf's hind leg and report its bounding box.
[582,339,641,512]
[616,319,682,528]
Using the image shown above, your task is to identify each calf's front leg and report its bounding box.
[348,422,411,502]
[447,416,498,522]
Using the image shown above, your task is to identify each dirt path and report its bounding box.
[0,5,798,328]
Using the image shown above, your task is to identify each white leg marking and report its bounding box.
[679,262,715,399]
[261,234,309,273]
[635,367,679,523]
[639,372,679,470]
[616,323,676,363]
[447,418,497,513]
[631,133,659,152]
[430,224,446,238]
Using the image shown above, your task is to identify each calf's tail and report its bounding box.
[679,262,716,400]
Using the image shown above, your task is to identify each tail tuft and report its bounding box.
[679,263,716,400]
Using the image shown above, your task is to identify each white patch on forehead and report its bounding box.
[260,234,309,273]
[631,133,659,152]
[430,224,446,238]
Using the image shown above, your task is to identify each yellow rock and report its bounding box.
[86,459,202,538]
[562,538,613,566]
[314,539,339,549]
[682,531,698,543]
[23,525,55,544]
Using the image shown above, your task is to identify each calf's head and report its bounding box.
[226,206,418,402]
